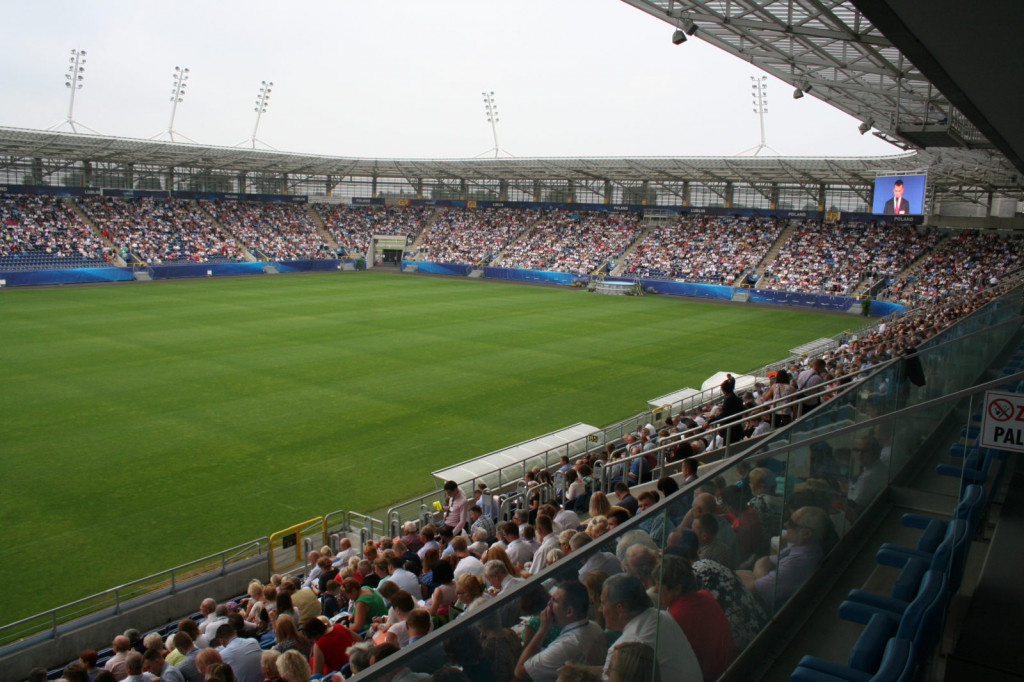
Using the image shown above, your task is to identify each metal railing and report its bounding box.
[0,539,265,648]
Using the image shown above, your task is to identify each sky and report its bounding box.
[0,0,902,160]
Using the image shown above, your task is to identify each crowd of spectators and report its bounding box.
[883,228,1024,304]
[202,200,332,261]
[316,205,430,257]
[496,210,643,273]
[34,264,1021,682]
[621,216,784,284]
[0,195,113,266]
[77,197,244,264]
[757,220,943,294]
[416,208,538,266]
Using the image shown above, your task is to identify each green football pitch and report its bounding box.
[0,271,854,623]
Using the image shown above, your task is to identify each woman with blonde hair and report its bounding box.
[588,491,612,519]
[274,649,311,682]
[607,641,660,682]
[451,573,488,619]
[585,515,608,539]
[272,614,310,657]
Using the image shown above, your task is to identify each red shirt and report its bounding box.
[312,623,354,674]
[668,591,736,681]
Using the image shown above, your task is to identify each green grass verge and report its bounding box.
[0,271,853,623]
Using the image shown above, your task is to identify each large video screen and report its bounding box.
[872,174,926,215]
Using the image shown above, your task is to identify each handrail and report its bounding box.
[0,538,266,647]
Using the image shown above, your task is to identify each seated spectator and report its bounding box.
[597,574,701,682]
[657,555,736,681]
[514,580,607,682]
[845,432,887,517]
[605,641,661,682]
[304,616,359,676]
[271,614,310,657]
[693,513,737,570]
[340,578,387,633]
[737,506,829,611]
[427,558,458,620]
[273,650,310,682]
[214,622,262,682]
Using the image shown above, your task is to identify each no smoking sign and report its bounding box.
[981,390,1024,452]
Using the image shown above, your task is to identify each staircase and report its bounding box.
[307,204,339,252]
[63,197,127,267]
[196,200,258,262]
[610,225,657,276]
[751,220,800,282]
[406,208,441,257]
[490,213,544,266]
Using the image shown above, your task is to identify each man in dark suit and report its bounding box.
[882,179,911,214]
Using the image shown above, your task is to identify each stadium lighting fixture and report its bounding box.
[793,80,812,100]
[859,119,874,135]
[48,48,98,134]
[168,67,189,142]
[737,76,779,156]
[671,17,697,45]
[237,80,277,150]
[153,66,195,143]
[475,90,513,158]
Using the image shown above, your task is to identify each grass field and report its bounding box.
[0,271,854,623]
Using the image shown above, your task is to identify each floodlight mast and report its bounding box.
[153,66,196,143]
[238,80,277,150]
[49,48,98,134]
[737,75,779,156]
[476,90,513,158]
[168,67,189,142]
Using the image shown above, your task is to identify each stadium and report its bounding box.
[2,1,1023,681]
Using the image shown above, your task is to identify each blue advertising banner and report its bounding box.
[0,267,134,286]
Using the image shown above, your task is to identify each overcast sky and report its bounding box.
[0,0,902,160]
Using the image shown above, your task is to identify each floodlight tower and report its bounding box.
[153,66,195,143]
[238,80,276,150]
[49,48,98,133]
[167,67,189,142]
[476,90,512,158]
[738,75,779,156]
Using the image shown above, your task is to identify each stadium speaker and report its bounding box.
[672,29,687,45]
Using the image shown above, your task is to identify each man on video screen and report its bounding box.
[882,179,911,215]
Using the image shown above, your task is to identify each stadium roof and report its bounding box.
[1,126,1019,205]
[623,0,1024,179]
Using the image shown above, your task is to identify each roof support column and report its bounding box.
[724,182,733,209]
[165,166,175,192]
[125,163,134,190]
[238,172,247,194]
[818,184,826,212]
[416,178,424,200]
[568,180,576,203]
[460,178,467,201]
[82,161,92,188]
[371,175,378,199]
[769,184,779,210]
[682,181,691,207]
[641,180,650,205]
[604,180,612,204]
[533,180,542,202]
[499,179,508,202]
